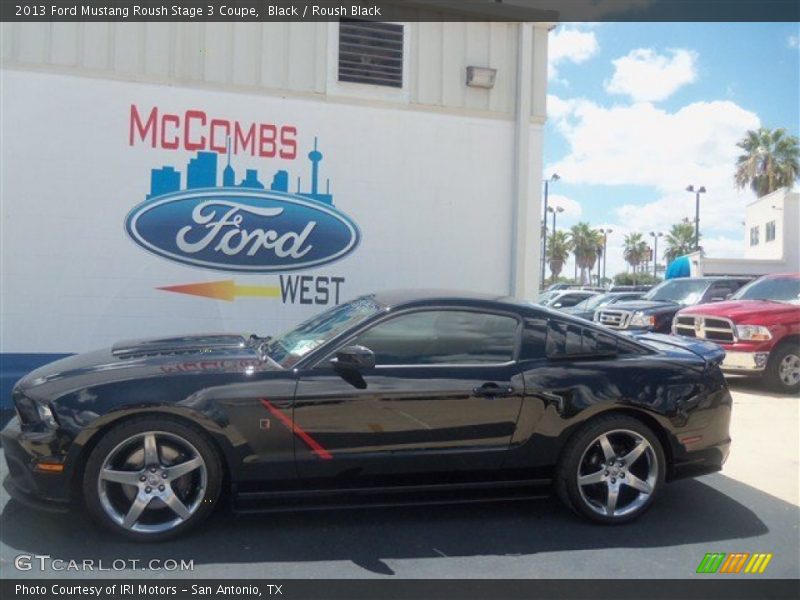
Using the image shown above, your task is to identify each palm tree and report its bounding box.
[735,127,800,197]
[569,222,604,284]
[623,233,648,280]
[547,230,573,284]
[664,218,697,263]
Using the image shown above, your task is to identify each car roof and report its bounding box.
[372,289,511,308]
[668,276,751,281]
[756,272,800,280]
[560,290,597,295]
[368,289,559,316]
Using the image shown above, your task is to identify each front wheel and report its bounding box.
[83,416,223,541]
[556,415,665,524]
[764,343,800,394]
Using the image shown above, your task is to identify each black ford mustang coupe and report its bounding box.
[2,290,732,541]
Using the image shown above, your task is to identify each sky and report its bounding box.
[543,22,800,280]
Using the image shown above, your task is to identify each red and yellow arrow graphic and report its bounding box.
[158,280,281,302]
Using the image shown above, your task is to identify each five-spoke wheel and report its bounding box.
[84,417,221,541]
[576,430,657,518]
[557,415,665,524]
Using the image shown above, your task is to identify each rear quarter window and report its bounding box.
[547,320,617,358]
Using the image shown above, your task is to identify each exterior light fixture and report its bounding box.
[466,66,497,89]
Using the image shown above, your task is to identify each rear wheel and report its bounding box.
[83,417,222,541]
[764,343,800,394]
[556,414,665,524]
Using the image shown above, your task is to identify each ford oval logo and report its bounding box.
[125,189,360,273]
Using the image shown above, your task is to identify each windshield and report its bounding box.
[535,291,558,305]
[573,294,612,311]
[732,276,800,304]
[642,279,709,305]
[267,296,384,367]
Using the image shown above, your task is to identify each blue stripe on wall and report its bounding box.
[0,353,73,410]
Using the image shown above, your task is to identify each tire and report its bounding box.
[82,416,223,542]
[556,414,665,524]
[764,342,800,395]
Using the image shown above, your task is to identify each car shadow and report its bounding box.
[1,473,791,576]
[726,376,788,398]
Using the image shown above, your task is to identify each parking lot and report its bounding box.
[0,379,797,580]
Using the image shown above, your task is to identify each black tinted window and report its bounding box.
[546,320,618,358]
[520,318,547,360]
[707,281,739,299]
[355,310,518,365]
[557,294,590,307]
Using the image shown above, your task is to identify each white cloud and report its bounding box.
[703,235,745,259]
[546,94,760,278]
[548,26,599,82]
[546,194,583,220]
[605,48,698,102]
[546,94,577,120]
[547,97,759,199]
[788,34,800,49]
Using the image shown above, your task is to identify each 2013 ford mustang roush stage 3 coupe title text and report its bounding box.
[2,291,732,541]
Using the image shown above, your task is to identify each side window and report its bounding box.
[546,320,618,358]
[707,281,738,300]
[354,310,518,366]
[560,294,590,308]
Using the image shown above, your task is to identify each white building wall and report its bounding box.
[743,188,799,264]
[1,21,544,120]
[695,187,799,276]
[0,20,550,361]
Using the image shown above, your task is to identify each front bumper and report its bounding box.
[721,350,770,374]
[1,416,71,510]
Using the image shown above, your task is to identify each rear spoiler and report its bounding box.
[623,332,726,366]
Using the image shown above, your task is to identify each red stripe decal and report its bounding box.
[260,398,333,460]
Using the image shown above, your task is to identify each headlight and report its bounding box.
[14,395,58,428]
[735,324,772,341]
[630,312,656,328]
[37,403,59,428]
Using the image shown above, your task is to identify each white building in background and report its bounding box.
[744,187,799,263]
[0,16,551,404]
[690,187,799,276]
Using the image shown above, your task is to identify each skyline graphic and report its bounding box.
[147,137,334,206]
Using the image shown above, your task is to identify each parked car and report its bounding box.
[594,277,752,333]
[546,284,606,293]
[536,289,600,309]
[673,273,800,393]
[609,285,654,292]
[563,291,647,321]
[2,290,731,540]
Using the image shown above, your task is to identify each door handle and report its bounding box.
[473,382,515,398]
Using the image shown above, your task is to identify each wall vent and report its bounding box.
[338,19,404,88]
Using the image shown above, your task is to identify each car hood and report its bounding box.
[602,300,679,314]
[678,299,799,321]
[16,333,271,392]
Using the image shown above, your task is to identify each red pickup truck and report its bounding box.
[672,273,800,393]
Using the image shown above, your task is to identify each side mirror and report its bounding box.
[332,345,375,371]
